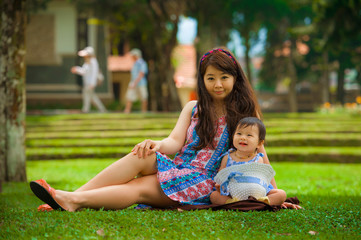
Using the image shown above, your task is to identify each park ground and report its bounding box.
[1,111,361,239]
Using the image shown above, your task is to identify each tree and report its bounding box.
[0,0,27,184]
[312,0,361,104]
[135,0,185,111]
[186,0,233,61]
[231,0,272,86]
[259,1,312,112]
[72,0,184,111]
[0,0,49,187]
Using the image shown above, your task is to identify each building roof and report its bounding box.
[107,45,197,89]
[108,54,134,72]
[173,45,197,88]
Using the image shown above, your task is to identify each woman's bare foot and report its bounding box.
[54,190,80,212]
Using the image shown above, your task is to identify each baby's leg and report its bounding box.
[76,152,158,192]
[210,191,232,205]
[266,189,287,205]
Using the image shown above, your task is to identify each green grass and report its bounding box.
[24,160,360,197]
[1,161,360,239]
[26,146,361,162]
[1,112,361,239]
[24,112,361,162]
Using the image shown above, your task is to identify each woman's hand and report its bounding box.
[131,139,161,158]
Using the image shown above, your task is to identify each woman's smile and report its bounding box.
[204,65,235,101]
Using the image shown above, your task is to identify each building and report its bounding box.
[26,0,112,108]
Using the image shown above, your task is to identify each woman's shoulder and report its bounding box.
[177,101,198,120]
[183,101,197,113]
[185,100,197,108]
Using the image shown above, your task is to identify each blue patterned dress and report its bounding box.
[156,105,229,205]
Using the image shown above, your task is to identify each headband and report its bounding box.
[200,48,236,64]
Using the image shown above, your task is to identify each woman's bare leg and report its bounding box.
[54,174,177,211]
[75,152,158,192]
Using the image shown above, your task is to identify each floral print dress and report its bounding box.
[156,105,229,205]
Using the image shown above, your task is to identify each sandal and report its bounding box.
[30,179,65,211]
[37,204,53,212]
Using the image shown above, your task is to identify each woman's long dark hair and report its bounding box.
[195,48,262,150]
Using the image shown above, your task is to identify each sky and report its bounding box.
[177,16,266,58]
[177,16,198,45]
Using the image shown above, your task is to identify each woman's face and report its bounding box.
[203,65,235,102]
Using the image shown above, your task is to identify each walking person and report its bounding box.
[31,48,299,211]
[71,46,107,113]
[124,48,148,113]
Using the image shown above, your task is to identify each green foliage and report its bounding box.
[186,0,234,52]
[312,0,361,52]
[26,0,51,14]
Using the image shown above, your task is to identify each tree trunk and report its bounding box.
[166,67,181,111]
[244,33,253,86]
[356,67,361,95]
[147,37,181,112]
[337,63,345,105]
[0,0,27,183]
[320,52,330,103]
[287,41,298,112]
[145,0,182,112]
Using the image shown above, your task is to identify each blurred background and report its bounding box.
[24,0,361,113]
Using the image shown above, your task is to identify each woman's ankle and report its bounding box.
[55,190,80,211]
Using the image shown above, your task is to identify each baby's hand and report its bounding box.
[281,202,303,210]
[131,139,161,158]
[215,183,221,192]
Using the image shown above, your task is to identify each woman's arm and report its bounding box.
[159,101,196,154]
[71,66,86,75]
[132,101,197,158]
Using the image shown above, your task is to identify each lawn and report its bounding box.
[1,112,361,239]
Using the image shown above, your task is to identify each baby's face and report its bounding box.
[233,125,261,152]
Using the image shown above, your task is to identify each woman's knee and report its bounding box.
[136,153,158,176]
[134,175,175,206]
[120,152,157,174]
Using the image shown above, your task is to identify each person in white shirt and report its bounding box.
[71,46,106,113]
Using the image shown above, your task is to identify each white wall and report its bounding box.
[42,1,77,55]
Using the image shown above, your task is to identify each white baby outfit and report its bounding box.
[214,149,275,201]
